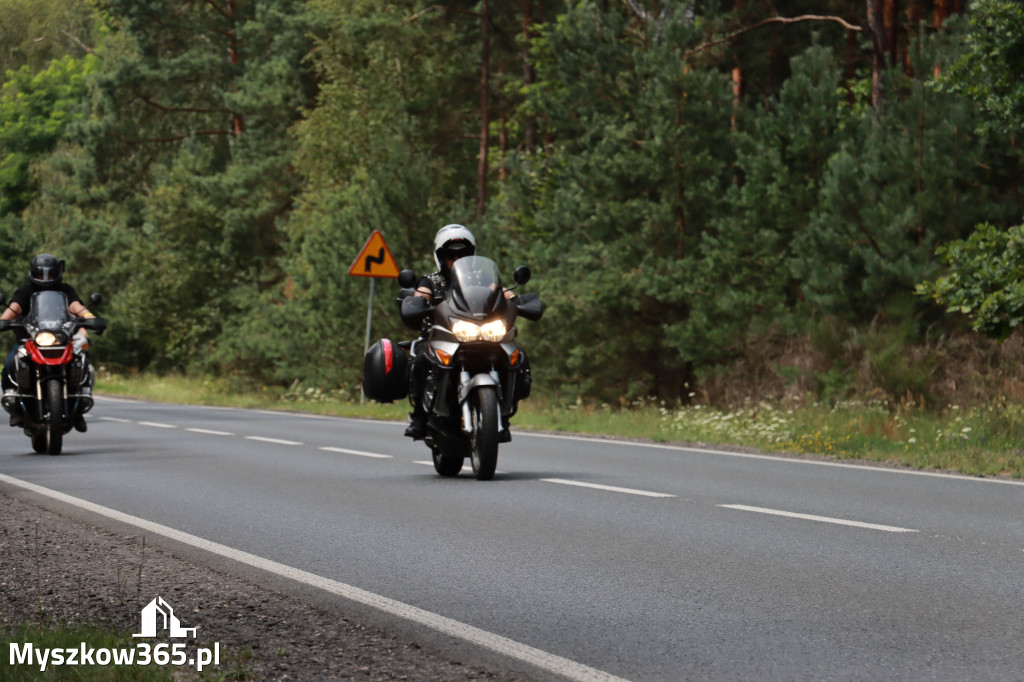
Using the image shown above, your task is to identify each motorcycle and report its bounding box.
[0,291,107,455]
[366,256,542,480]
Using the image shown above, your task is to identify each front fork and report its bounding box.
[459,368,503,434]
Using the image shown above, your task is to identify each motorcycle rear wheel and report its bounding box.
[42,379,63,455]
[469,387,499,481]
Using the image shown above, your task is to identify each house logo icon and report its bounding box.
[133,597,198,638]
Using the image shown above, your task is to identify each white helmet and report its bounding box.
[433,224,476,271]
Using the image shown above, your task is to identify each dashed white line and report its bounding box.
[541,479,675,498]
[186,428,234,436]
[0,473,632,682]
[245,436,303,446]
[319,447,392,459]
[718,504,918,533]
[99,417,131,423]
[137,421,177,429]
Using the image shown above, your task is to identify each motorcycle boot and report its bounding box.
[404,410,427,439]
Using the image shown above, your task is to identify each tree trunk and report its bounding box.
[227,0,243,137]
[866,0,888,110]
[521,0,536,153]
[884,0,898,68]
[476,0,490,219]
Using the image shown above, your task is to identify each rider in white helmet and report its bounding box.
[405,225,477,439]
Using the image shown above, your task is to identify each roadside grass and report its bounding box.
[95,371,1024,479]
[0,623,172,681]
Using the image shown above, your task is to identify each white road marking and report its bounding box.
[99,417,131,423]
[245,436,303,446]
[186,428,234,436]
[137,421,177,429]
[718,504,918,533]
[541,479,675,498]
[0,473,632,682]
[319,446,392,459]
[518,431,1024,486]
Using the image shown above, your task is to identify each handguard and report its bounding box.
[400,295,431,330]
[515,293,543,321]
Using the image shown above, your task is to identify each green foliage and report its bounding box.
[917,222,1024,339]
[494,1,732,401]
[23,0,325,372]
[2,1,1023,411]
[936,0,1024,135]
[0,0,97,78]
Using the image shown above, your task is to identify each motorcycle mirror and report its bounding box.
[398,270,417,288]
[513,266,531,286]
[89,293,103,307]
[0,320,10,332]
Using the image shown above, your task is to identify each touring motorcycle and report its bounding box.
[364,256,542,480]
[0,291,106,454]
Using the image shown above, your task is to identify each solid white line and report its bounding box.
[319,446,392,459]
[542,479,675,498]
[137,421,177,429]
[515,432,1024,486]
[718,504,918,533]
[186,428,234,436]
[0,473,631,682]
[245,436,303,446]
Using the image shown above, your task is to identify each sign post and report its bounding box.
[349,231,400,403]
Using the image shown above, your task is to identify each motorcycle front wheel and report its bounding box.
[469,386,499,480]
[42,378,63,455]
[432,445,464,477]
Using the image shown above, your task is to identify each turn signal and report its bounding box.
[435,348,452,366]
[510,349,521,366]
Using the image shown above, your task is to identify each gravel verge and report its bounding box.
[0,488,536,681]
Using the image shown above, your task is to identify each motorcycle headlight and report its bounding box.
[452,320,481,342]
[480,320,507,342]
[35,332,59,347]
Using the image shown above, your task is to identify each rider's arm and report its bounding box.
[68,300,95,338]
[68,300,94,318]
[0,303,21,321]
[414,286,432,300]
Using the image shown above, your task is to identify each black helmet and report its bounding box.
[29,254,65,289]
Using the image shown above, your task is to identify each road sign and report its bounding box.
[349,230,400,278]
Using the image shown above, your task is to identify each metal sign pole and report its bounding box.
[361,277,375,405]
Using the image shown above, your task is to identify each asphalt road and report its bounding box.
[1,396,1022,681]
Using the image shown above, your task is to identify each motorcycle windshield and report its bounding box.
[27,291,70,332]
[449,256,503,318]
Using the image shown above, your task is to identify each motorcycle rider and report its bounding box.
[1,254,97,431]
[404,225,527,441]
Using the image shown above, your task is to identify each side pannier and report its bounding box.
[362,338,409,403]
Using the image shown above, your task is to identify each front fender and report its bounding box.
[458,372,499,405]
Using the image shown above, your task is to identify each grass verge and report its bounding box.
[96,372,1024,479]
[1,623,172,681]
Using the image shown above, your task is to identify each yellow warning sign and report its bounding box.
[349,230,400,278]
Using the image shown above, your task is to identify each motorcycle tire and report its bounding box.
[469,386,499,481]
[42,379,63,455]
[431,445,463,477]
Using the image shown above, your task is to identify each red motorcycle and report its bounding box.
[0,290,106,454]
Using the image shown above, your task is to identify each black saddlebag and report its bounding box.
[362,338,409,403]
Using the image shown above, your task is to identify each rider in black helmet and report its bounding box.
[1,254,98,431]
